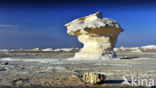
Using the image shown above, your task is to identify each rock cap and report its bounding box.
[65,12,123,36]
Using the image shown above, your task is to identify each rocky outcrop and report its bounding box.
[65,12,123,60]
[83,72,106,85]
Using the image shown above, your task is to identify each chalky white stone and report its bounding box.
[65,12,123,60]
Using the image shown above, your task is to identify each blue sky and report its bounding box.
[0,0,156,49]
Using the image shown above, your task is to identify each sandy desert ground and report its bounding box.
[0,47,156,88]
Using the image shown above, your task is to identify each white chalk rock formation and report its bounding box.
[142,45,156,49]
[42,48,53,51]
[65,12,123,60]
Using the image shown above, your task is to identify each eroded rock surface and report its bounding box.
[83,72,106,85]
[65,12,123,60]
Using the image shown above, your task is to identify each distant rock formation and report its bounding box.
[65,12,123,60]
[42,48,53,51]
[54,48,78,52]
[142,45,156,49]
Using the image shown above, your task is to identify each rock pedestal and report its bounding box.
[65,12,123,60]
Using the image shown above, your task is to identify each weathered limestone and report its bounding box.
[65,12,123,60]
[83,72,106,85]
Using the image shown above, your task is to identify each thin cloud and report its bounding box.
[0,24,19,28]
[0,24,20,31]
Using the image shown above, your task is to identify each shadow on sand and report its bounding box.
[103,80,124,84]
[120,56,139,59]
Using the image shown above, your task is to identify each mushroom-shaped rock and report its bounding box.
[65,12,123,60]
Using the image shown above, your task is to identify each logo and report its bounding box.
[122,76,131,85]
[121,76,154,87]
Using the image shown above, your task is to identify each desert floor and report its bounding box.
[0,49,156,88]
